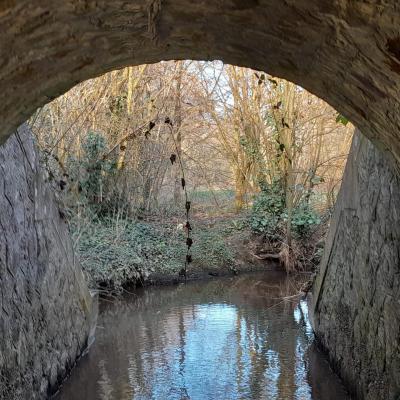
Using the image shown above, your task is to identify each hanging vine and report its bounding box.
[165,117,192,281]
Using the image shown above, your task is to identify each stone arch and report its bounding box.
[2,2,400,400]
[1,1,400,162]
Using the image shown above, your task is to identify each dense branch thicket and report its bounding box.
[30,61,353,287]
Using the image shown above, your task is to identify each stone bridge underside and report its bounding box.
[1,1,400,399]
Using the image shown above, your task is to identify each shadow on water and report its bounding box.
[55,271,351,400]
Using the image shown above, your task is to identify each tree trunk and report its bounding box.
[234,166,247,212]
[117,66,133,170]
[173,61,184,205]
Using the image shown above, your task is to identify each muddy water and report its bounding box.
[55,271,351,400]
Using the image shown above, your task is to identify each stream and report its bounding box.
[55,271,351,400]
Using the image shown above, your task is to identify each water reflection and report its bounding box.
[55,272,350,400]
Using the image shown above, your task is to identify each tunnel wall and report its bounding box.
[0,125,96,400]
[312,131,400,400]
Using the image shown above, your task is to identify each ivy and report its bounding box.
[250,180,320,239]
[336,113,349,126]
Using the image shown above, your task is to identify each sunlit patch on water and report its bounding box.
[54,272,350,400]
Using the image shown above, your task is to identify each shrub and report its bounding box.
[250,180,285,239]
[71,218,186,289]
[250,180,320,239]
[290,203,321,237]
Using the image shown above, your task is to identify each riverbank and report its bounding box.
[72,212,282,292]
[144,238,276,286]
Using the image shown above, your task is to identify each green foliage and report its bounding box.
[239,136,261,162]
[250,180,320,238]
[67,131,119,215]
[80,132,115,199]
[71,217,237,290]
[250,180,285,238]
[191,223,235,268]
[290,204,321,236]
[72,219,186,289]
[336,113,349,126]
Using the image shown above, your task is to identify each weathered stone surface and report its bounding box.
[312,131,400,400]
[0,125,96,400]
[0,1,400,165]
